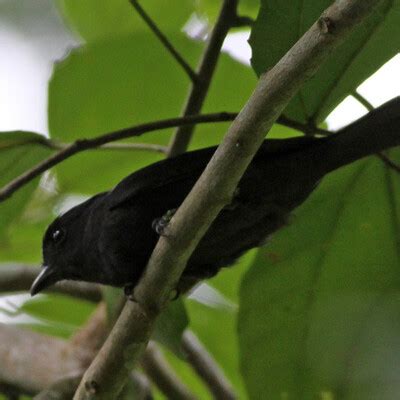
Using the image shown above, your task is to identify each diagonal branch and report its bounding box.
[167,0,239,157]
[129,0,198,83]
[73,1,384,399]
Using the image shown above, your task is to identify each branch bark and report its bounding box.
[129,0,197,83]
[73,1,384,398]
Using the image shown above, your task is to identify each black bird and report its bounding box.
[30,98,400,296]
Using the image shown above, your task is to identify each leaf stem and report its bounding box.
[129,0,198,83]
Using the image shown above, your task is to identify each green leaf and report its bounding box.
[250,0,400,123]
[57,0,194,42]
[48,32,255,194]
[0,131,52,241]
[238,150,400,399]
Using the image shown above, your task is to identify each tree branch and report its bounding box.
[6,139,167,154]
[73,1,383,398]
[129,0,197,83]
[0,112,236,203]
[232,15,254,28]
[182,331,236,400]
[167,0,239,157]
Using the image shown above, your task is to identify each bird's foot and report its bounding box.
[124,283,135,301]
[152,208,177,236]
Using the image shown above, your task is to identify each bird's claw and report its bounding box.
[152,208,177,236]
[124,283,135,301]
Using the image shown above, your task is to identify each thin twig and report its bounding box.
[5,139,167,153]
[129,0,197,83]
[167,0,239,157]
[232,15,254,27]
[0,112,236,202]
[54,141,167,153]
[352,91,374,111]
[182,331,236,400]
[141,342,197,400]
[73,1,383,398]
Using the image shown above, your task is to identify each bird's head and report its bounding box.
[30,194,106,296]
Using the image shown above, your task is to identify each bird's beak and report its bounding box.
[30,265,59,296]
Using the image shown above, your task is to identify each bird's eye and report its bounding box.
[52,228,66,244]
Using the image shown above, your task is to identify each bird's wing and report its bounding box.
[107,136,322,210]
[107,146,216,210]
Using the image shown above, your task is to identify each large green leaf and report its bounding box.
[238,150,400,399]
[0,131,52,242]
[250,0,400,123]
[48,32,255,194]
[57,0,194,42]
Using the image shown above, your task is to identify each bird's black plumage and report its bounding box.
[30,98,400,296]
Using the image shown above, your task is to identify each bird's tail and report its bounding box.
[322,96,400,175]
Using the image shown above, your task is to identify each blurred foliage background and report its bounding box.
[0,0,399,398]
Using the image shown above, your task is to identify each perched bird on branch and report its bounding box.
[31,98,400,296]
